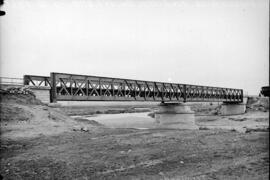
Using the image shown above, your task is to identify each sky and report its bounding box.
[0,0,269,95]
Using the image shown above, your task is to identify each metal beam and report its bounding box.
[23,72,243,103]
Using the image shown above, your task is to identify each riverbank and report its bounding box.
[0,92,269,179]
[1,128,268,180]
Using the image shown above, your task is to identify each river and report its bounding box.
[72,112,157,129]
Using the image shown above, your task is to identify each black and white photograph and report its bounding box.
[0,0,269,179]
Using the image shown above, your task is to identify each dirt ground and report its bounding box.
[0,93,269,180]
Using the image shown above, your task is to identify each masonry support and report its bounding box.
[27,86,51,104]
[155,102,198,129]
[220,102,246,115]
[220,97,247,116]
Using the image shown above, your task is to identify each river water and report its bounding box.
[72,111,269,131]
[73,112,157,129]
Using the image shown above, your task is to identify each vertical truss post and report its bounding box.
[111,80,114,97]
[50,72,57,103]
[99,79,102,96]
[240,89,244,102]
[70,76,73,96]
[23,75,29,85]
[183,84,187,103]
[86,79,89,96]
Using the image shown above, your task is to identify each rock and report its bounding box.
[199,126,210,130]
[180,161,184,164]
[237,128,247,133]
[72,126,81,131]
[147,112,155,118]
[81,127,89,132]
[245,129,252,133]
[120,151,125,154]
[159,172,165,176]
[127,149,132,153]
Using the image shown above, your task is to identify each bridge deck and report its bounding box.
[24,73,243,103]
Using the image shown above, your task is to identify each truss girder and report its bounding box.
[23,75,51,87]
[23,73,243,103]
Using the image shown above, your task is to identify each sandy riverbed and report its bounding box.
[0,93,269,179]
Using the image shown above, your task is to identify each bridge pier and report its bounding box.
[220,97,247,116]
[220,102,246,115]
[155,102,198,129]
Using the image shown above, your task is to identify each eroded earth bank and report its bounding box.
[0,92,269,180]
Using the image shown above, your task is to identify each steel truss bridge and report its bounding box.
[23,72,243,103]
